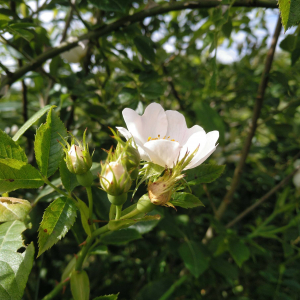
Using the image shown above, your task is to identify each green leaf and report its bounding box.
[0,221,34,300]
[178,241,209,278]
[100,228,142,245]
[34,107,67,178]
[70,270,90,300]
[0,197,31,222]
[278,0,300,31]
[228,239,250,267]
[280,35,297,52]
[38,197,77,256]
[117,87,138,104]
[8,27,34,42]
[59,160,79,192]
[193,101,226,145]
[170,192,204,209]
[88,0,131,12]
[0,129,27,162]
[140,82,165,99]
[186,164,225,185]
[0,158,43,193]
[222,18,232,38]
[291,37,300,65]
[134,36,156,63]
[77,198,92,237]
[13,105,54,141]
[211,257,239,280]
[93,294,119,300]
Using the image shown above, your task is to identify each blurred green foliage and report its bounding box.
[1,0,300,299]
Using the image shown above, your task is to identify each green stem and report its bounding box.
[158,275,188,300]
[120,208,140,220]
[115,205,122,220]
[43,177,70,198]
[109,204,116,220]
[41,278,70,300]
[75,224,110,271]
[86,186,94,233]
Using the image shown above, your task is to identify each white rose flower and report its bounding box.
[117,102,219,169]
[60,37,88,63]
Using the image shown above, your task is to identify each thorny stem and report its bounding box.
[86,186,94,233]
[225,166,300,228]
[40,277,70,300]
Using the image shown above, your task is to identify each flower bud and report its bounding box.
[100,161,132,197]
[61,130,93,175]
[116,142,140,176]
[147,169,185,208]
[148,178,172,206]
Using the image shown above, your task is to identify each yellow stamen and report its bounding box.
[171,139,175,141]
[148,137,151,141]
[158,134,160,138]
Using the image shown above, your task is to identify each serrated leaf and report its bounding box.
[278,0,300,31]
[178,241,209,278]
[170,192,204,209]
[0,197,31,222]
[134,36,156,63]
[38,197,77,256]
[34,107,67,178]
[0,129,27,162]
[93,294,119,300]
[186,164,225,185]
[77,198,92,237]
[0,221,34,300]
[13,105,54,141]
[100,228,142,245]
[70,270,90,300]
[0,158,43,193]
[228,239,250,267]
[59,160,79,192]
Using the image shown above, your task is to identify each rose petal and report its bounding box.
[186,130,219,169]
[165,110,188,143]
[178,129,207,161]
[143,140,181,168]
[122,103,167,145]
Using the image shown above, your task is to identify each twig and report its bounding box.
[0,0,278,89]
[60,7,74,43]
[29,0,51,19]
[162,63,185,110]
[0,62,12,76]
[68,0,91,30]
[226,166,300,228]
[215,16,282,221]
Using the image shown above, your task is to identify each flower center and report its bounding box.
[147,135,177,142]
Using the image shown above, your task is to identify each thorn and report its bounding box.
[74,253,79,259]
[62,285,66,294]
[55,280,59,286]
[63,277,70,283]
[79,241,87,247]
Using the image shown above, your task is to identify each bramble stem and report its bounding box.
[86,186,94,233]
[41,277,70,300]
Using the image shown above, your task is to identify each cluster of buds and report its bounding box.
[100,129,140,205]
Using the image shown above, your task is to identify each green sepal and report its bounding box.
[76,171,94,187]
[107,193,128,206]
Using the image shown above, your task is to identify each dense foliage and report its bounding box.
[1,0,300,300]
